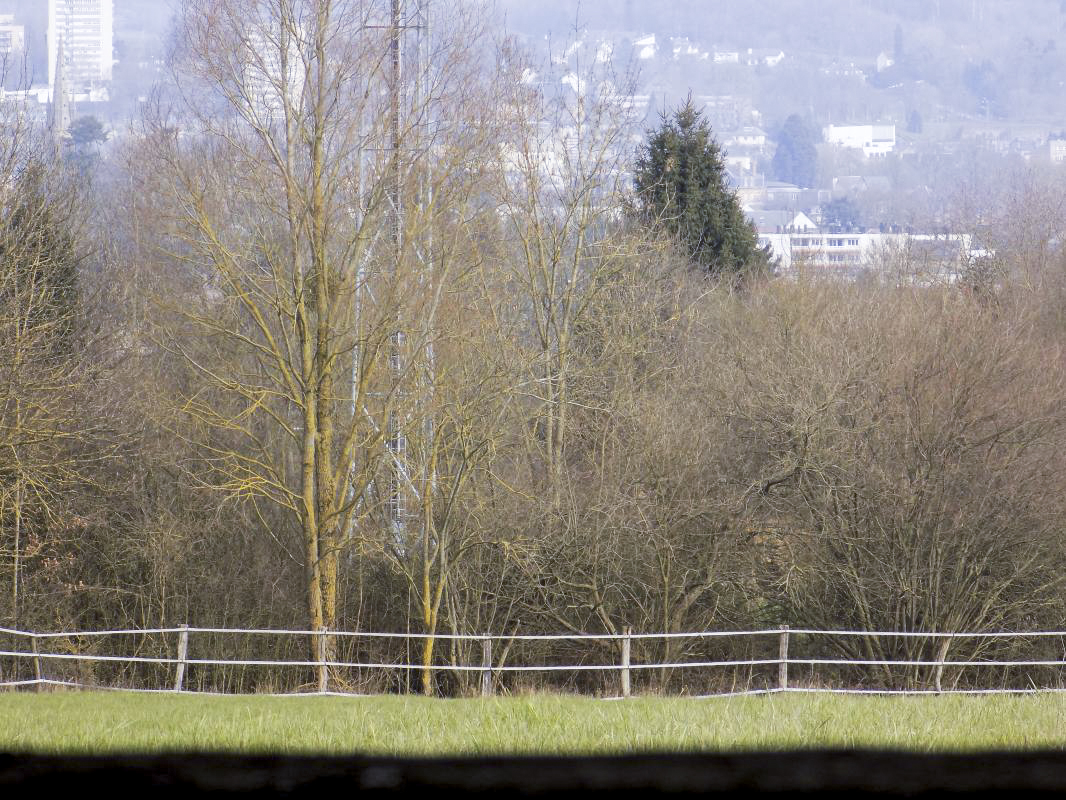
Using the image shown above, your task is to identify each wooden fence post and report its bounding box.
[778,625,790,691]
[481,637,493,697]
[173,624,189,692]
[934,636,951,694]
[317,628,329,693]
[621,627,632,698]
[30,634,42,691]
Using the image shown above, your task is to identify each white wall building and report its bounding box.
[0,15,25,58]
[724,126,767,150]
[241,23,307,122]
[633,34,656,60]
[756,230,978,282]
[48,0,113,91]
[824,124,896,157]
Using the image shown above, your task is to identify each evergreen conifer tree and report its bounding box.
[771,114,818,188]
[634,98,771,278]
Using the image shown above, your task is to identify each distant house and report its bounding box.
[824,124,896,157]
[1050,138,1066,164]
[714,50,740,64]
[725,154,754,173]
[745,48,785,67]
[764,181,803,205]
[671,37,701,58]
[633,34,657,60]
[748,210,818,234]
[727,169,767,205]
[699,94,756,131]
[722,126,767,152]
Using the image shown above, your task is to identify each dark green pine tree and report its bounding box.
[634,98,771,278]
[771,114,818,189]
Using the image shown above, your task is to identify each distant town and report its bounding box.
[0,1,163,128]
[501,4,1066,282]
[2,1,1064,279]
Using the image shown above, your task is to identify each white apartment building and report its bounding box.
[48,0,113,91]
[823,124,896,157]
[242,24,306,122]
[757,230,979,283]
[0,15,25,58]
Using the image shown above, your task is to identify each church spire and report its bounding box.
[48,35,71,147]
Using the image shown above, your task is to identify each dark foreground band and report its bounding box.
[2,751,1066,796]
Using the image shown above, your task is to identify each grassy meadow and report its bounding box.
[0,692,1064,754]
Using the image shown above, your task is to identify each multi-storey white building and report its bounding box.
[1049,138,1066,164]
[0,15,25,58]
[242,23,306,122]
[47,0,112,91]
[823,124,896,157]
[756,229,982,283]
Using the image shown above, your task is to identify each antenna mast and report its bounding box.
[386,0,431,529]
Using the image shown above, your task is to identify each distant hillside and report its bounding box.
[498,0,1066,126]
[499,0,1066,59]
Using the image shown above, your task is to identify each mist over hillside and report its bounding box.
[499,0,1066,126]
[500,0,1064,57]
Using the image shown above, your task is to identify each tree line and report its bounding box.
[2,0,1065,695]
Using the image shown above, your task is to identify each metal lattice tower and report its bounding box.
[384,0,431,529]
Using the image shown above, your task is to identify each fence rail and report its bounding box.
[1,625,1064,697]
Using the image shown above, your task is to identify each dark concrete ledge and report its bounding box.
[2,751,1066,796]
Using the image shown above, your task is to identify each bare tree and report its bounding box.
[728,280,1066,687]
[490,35,642,503]
[142,0,497,673]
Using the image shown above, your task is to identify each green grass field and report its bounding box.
[1,693,1064,754]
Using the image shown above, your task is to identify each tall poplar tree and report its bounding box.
[634,98,770,278]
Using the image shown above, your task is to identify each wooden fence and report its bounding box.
[1,626,1065,697]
